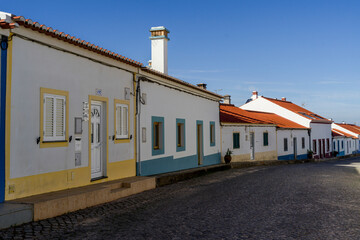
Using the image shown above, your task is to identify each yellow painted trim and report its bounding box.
[114,99,130,144]
[88,95,109,179]
[39,87,69,148]
[5,33,13,186]
[5,158,136,200]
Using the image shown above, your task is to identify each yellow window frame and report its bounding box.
[114,99,130,144]
[40,87,69,148]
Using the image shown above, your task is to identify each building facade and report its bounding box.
[241,91,332,159]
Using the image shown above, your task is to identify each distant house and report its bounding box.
[220,96,309,161]
[332,129,356,156]
[241,91,332,159]
[332,123,360,154]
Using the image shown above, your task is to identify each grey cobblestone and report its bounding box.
[1,158,360,239]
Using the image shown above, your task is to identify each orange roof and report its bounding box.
[220,104,308,129]
[336,123,360,135]
[332,129,356,138]
[263,97,331,123]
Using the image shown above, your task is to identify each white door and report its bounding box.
[91,102,103,179]
[250,132,255,160]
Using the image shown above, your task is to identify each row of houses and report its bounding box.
[0,12,359,203]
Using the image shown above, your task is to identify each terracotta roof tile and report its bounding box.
[332,129,357,139]
[336,123,360,135]
[263,97,331,123]
[220,104,308,129]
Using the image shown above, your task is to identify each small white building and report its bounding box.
[332,123,360,154]
[332,129,356,156]
[221,98,309,161]
[136,27,222,176]
[241,91,332,159]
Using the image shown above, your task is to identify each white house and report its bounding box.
[332,129,356,157]
[241,91,332,159]
[221,96,309,161]
[136,27,222,176]
[0,12,143,200]
[332,123,360,154]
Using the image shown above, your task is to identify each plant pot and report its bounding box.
[224,155,232,164]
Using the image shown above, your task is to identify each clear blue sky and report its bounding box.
[2,0,360,124]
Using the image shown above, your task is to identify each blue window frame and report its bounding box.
[176,118,185,152]
[210,121,215,146]
[152,116,164,156]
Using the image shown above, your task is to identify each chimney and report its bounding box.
[251,91,258,100]
[223,95,231,104]
[197,83,207,90]
[149,26,170,74]
[281,97,286,101]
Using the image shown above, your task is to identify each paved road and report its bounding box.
[2,158,360,239]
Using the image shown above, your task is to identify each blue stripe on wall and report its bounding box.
[0,36,8,203]
[138,152,221,176]
[278,153,308,161]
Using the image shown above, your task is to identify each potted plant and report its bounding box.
[307,149,313,159]
[333,151,338,157]
[224,148,233,164]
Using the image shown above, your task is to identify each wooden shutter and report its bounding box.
[44,96,54,138]
[43,94,66,141]
[116,105,122,138]
[115,103,129,139]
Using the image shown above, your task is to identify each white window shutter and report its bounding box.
[55,98,65,137]
[123,106,128,136]
[116,106,122,138]
[44,97,54,138]
[43,94,66,142]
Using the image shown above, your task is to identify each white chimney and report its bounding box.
[223,95,231,104]
[197,83,207,90]
[251,91,258,100]
[281,97,286,101]
[149,26,170,74]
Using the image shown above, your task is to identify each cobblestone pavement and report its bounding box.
[2,158,360,239]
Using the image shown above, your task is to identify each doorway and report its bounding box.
[197,122,203,165]
[293,137,297,160]
[91,101,106,179]
[250,132,255,160]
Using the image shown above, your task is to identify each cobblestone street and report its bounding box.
[2,158,360,239]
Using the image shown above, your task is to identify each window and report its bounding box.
[233,132,240,149]
[114,100,129,142]
[40,88,68,148]
[342,140,344,149]
[302,137,305,149]
[326,138,330,152]
[313,140,317,153]
[284,138,288,151]
[263,132,269,146]
[333,141,336,150]
[152,116,164,155]
[210,121,215,146]
[176,118,185,152]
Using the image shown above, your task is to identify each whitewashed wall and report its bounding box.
[276,129,309,157]
[138,80,220,162]
[221,125,277,161]
[309,122,332,155]
[240,97,310,127]
[10,33,135,179]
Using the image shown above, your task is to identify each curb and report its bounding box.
[155,164,231,187]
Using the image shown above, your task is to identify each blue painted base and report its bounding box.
[278,153,308,161]
[138,152,221,176]
[337,151,345,156]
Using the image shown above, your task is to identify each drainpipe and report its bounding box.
[135,75,143,176]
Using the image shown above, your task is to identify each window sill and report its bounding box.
[40,140,68,148]
[114,138,130,144]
